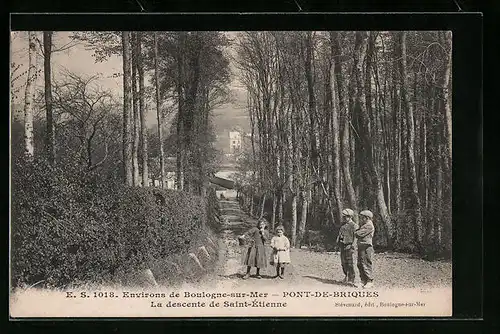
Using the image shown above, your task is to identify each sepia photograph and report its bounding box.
[10,28,453,317]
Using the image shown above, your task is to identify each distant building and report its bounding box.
[229,130,242,154]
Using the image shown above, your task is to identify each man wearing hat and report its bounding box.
[355,210,375,289]
[336,208,358,286]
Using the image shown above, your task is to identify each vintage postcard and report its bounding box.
[10,28,453,318]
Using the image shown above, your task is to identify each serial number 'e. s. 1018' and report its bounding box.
[66,291,118,299]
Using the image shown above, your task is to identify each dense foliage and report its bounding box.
[11,156,219,288]
[11,31,231,289]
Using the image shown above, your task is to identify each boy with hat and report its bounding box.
[336,208,358,286]
[355,210,375,289]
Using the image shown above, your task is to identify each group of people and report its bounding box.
[238,208,375,289]
[336,208,375,289]
[239,221,290,279]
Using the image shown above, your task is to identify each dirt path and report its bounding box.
[8,198,453,318]
[209,199,452,291]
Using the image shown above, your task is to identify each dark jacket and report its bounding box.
[355,220,375,246]
[336,220,358,245]
[242,227,269,268]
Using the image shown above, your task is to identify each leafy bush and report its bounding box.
[206,187,221,231]
[11,156,218,288]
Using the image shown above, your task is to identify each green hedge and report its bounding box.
[11,157,218,288]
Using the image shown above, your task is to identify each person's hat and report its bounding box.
[276,225,285,232]
[342,208,355,217]
[360,210,373,219]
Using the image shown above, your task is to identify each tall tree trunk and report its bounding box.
[287,109,298,247]
[198,87,210,197]
[385,144,391,214]
[354,31,392,245]
[329,43,343,226]
[440,31,453,169]
[271,193,277,231]
[379,36,392,215]
[290,193,298,247]
[367,32,392,246]
[400,31,424,251]
[421,99,432,245]
[154,32,166,189]
[176,114,184,191]
[331,32,357,210]
[131,33,141,186]
[434,123,443,248]
[122,32,133,185]
[183,34,202,193]
[440,31,453,253]
[420,85,430,212]
[24,31,38,158]
[304,32,319,172]
[176,34,185,191]
[86,135,94,169]
[259,193,266,219]
[278,190,284,223]
[392,34,403,214]
[43,31,55,165]
[278,131,286,224]
[297,190,308,247]
[136,32,148,187]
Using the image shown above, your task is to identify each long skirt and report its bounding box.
[242,245,267,268]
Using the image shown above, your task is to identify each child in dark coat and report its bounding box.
[241,219,269,279]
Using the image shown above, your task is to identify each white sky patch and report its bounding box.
[10,31,249,133]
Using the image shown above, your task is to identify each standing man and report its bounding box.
[356,210,375,289]
[336,208,358,286]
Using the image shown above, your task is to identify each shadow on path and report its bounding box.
[218,273,276,280]
[302,275,349,287]
[218,273,244,279]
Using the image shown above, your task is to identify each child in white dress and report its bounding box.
[270,225,291,279]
